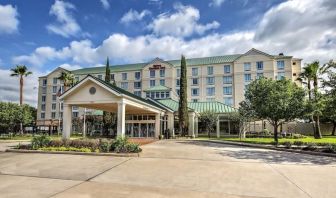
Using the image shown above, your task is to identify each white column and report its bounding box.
[155,113,161,138]
[117,101,126,137]
[188,112,195,137]
[167,113,174,137]
[228,120,231,135]
[83,108,86,138]
[62,104,72,139]
[195,116,199,137]
[216,119,220,138]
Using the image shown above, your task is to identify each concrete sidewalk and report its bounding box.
[0,140,336,198]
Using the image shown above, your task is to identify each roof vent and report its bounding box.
[279,53,284,56]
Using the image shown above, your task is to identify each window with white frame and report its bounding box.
[191,88,199,96]
[207,66,214,75]
[134,81,141,89]
[134,91,141,96]
[224,97,233,106]
[192,78,198,85]
[53,78,58,84]
[257,73,264,79]
[176,89,180,96]
[192,68,198,76]
[110,74,115,80]
[97,74,103,79]
[41,113,45,119]
[206,77,215,85]
[160,79,165,86]
[206,87,215,96]
[121,82,128,89]
[244,62,251,71]
[223,76,232,84]
[150,80,155,87]
[51,112,56,119]
[150,70,155,78]
[52,103,56,110]
[176,79,180,86]
[192,99,198,102]
[256,61,263,70]
[122,73,127,80]
[176,68,181,77]
[52,95,57,101]
[41,95,46,102]
[223,86,232,95]
[52,86,57,93]
[277,72,285,80]
[41,104,46,111]
[42,79,47,86]
[277,60,285,70]
[135,72,141,80]
[224,65,231,73]
[160,69,165,77]
[244,74,252,82]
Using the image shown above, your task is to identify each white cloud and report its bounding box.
[100,0,110,10]
[58,63,82,70]
[148,4,220,37]
[46,0,81,38]
[0,4,19,34]
[209,0,226,7]
[120,9,151,24]
[0,68,46,107]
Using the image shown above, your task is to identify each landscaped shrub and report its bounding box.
[291,133,306,139]
[322,144,336,153]
[111,137,141,153]
[99,139,111,152]
[68,139,99,151]
[48,139,63,147]
[124,142,142,153]
[293,141,304,146]
[302,143,318,151]
[40,147,91,152]
[282,141,292,149]
[31,135,51,149]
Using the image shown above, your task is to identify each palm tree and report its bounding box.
[58,71,75,91]
[10,65,33,134]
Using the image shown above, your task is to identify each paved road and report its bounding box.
[0,140,335,198]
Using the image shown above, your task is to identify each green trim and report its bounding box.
[145,85,171,92]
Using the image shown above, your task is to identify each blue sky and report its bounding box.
[0,0,335,106]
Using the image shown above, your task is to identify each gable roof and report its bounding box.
[145,85,171,92]
[156,99,237,114]
[60,75,166,111]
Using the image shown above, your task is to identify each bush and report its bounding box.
[111,137,141,153]
[99,139,111,152]
[291,133,306,139]
[282,141,292,149]
[302,143,318,151]
[68,139,99,151]
[293,141,304,146]
[40,147,91,153]
[322,144,336,153]
[31,135,51,149]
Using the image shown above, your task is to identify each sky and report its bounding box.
[0,0,335,107]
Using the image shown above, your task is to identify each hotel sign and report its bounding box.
[149,64,165,70]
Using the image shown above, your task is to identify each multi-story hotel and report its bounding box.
[36,48,302,136]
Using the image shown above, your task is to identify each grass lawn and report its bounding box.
[197,136,336,145]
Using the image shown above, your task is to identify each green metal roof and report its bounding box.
[145,85,171,92]
[70,54,242,75]
[156,99,237,114]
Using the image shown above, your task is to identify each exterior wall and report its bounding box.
[36,50,302,126]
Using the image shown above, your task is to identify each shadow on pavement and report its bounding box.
[178,140,336,165]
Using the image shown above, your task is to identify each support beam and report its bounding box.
[117,101,126,137]
[216,119,220,138]
[195,116,198,137]
[188,112,195,137]
[62,104,72,139]
[167,113,174,138]
[228,120,231,135]
[155,113,161,138]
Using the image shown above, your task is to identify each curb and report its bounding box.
[197,139,336,158]
[5,149,139,157]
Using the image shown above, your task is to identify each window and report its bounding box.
[223,86,232,95]
[257,73,264,79]
[244,62,251,71]
[61,103,63,111]
[42,79,47,86]
[75,76,79,82]
[207,66,214,75]
[134,91,141,96]
[51,112,56,119]
[224,97,233,106]
[110,74,115,80]
[156,92,160,98]
[134,82,141,89]
[192,78,199,85]
[176,89,180,96]
[244,74,252,82]
[72,106,78,111]
[150,70,155,78]
[192,68,198,76]
[73,112,78,117]
[122,73,127,80]
[223,76,232,84]
[165,91,170,98]
[176,68,181,77]
[277,60,285,70]
[41,113,45,119]
[160,92,165,98]
[121,82,128,89]
[52,86,57,93]
[191,88,199,96]
[52,103,56,110]
[52,95,57,101]
[59,112,63,118]
[41,95,46,102]
[256,61,263,70]
[97,74,103,79]
[224,65,231,73]
[160,79,165,86]
[150,80,155,87]
[207,98,215,101]
[192,99,198,102]
[206,77,215,85]
[53,78,57,84]
[135,72,141,80]
[160,69,165,77]
[42,87,46,94]
[176,79,180,86]
[277,72,285,80]
[206,87,215,96]
[41,104,46,111]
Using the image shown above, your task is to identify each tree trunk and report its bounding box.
[332,122,336,136]
[19,76,23,134]
[314,115,322,139]
[273,122,278,145]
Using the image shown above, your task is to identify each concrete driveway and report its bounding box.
[0,140,335,198]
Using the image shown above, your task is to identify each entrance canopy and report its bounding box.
[59,75,167,139]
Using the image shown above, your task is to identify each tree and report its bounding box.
[241,78,306,144]
[238,101,256,139]
[58,71,75,91]
[10,65,32,133]
[178,55,189,136]
[199,111,218,138]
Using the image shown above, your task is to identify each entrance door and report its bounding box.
[140,123,148,137]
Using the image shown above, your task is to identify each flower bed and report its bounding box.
[16,135,142,153]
